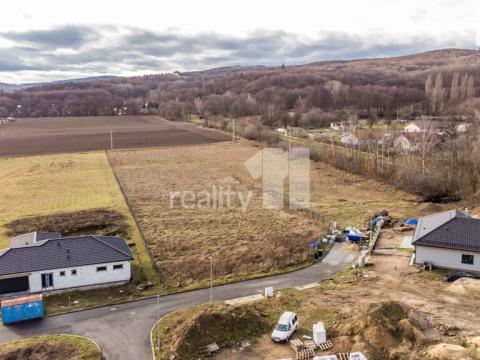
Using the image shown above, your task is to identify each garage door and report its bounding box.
[0,276,29,294]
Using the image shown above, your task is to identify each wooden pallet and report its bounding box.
[337,352,349,360]
[290,338,304,351]
[316,340,333,351]
[304,339,317,350]
[296,348,315,360]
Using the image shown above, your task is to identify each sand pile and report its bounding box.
[425,343,472,360]
[447,278,480,294]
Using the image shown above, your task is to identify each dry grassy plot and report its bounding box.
[109,143,322,287]
[0,152,155,284]
[109,141,421,288]
[0,115,230,157]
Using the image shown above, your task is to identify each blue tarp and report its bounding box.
[308,241,319,248]
[346,234,362,242]
[404,219,418,225]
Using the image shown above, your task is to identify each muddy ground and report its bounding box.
[214,229,480,359]
[6,208,128,238]
[0,116,230,157]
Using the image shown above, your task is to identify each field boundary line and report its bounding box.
[104,150,162,281]
[107,140,233,155]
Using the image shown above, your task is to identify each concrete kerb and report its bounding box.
[149,303,206,360]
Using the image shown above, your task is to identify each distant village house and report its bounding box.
[393,132,439,153]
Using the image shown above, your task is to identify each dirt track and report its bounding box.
[0,116,230,157]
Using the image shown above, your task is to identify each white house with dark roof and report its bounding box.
[412,210,480,272]
[0,233,133,295]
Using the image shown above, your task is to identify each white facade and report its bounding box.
[340,133,359,145]
[414,246,480,272]
[404,123,422,132]
[28,260,131,293]
[456,123,470,133]
[394,135,415,152]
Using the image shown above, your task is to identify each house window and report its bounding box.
[71,269,77,276]
[41,273,54,288]
[96,266,107,272]
[461,254,474,265]
[60,271,66,277]
[113,264,124,270]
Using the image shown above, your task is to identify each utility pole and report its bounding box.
[110,129,114,150]
[288,129,291,153]
[232,119,235,144]
[156,294,160,350]
[209,256,213,304]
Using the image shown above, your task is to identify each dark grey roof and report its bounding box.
[11,232,62,248]
[413,210,470,242]
[412,217,480,253]
[0,236,133,276]
[33,232,62,241]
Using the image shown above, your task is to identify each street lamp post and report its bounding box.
[156,294,160,350]
[209,256,213,304]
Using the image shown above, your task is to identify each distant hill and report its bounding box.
[0,48,478,118]
[0,76,118,92]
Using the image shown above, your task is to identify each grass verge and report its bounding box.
[0,334,101,360]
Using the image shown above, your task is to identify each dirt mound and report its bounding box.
[0,342,79,360]
[416,202,447,214]
[6,208,128,238]
[425,343,472,360]
[162,305,270,359]
[447,278,480,294]
[0,335,101,360]
[334,301,428,358]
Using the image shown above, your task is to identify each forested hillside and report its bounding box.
[0,49,478,122]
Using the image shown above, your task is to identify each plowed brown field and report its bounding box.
[0,116,230,157]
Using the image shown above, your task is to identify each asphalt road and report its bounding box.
[0,242,356,360]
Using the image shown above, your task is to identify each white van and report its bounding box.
[271,311,298,343]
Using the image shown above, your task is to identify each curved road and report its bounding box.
[0,243,356,360]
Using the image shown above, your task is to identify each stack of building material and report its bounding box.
[290,339,304,352]
[296,348,315,360]
[316,340,333,351]
[289,339,316,360]
[313,322,327,345]
[313,356,338,360]
[304,340,317,351]
[349,352,368,360]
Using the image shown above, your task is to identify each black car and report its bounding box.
[445,272,480,283]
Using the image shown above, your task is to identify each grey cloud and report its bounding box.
[1,25,98,49]
[0,25,476,80]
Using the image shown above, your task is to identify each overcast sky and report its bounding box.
[0,0,478,83]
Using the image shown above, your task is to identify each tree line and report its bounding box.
[0,50,478,122]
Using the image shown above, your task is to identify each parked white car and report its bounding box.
[271,311,298,343]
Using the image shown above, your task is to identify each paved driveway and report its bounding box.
[0,242,357,360]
